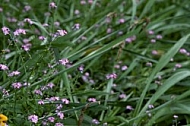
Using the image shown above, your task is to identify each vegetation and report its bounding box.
[1,0,190,125]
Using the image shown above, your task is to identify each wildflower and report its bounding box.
[148,104,154,109]
[107,28,112,34]
[39,36,46,40]
[0,114,8,126]
[74,10,80,15]
[55,123,64,126]
[106,73,117,79]
[119,94,126,99]
[14,28,26,36]
[34,89,43,96]
[88,98,96,102]
[125,38,132,43]
[73,23,80,30]
[8,71,20,76]
[121,65,128,71]
[80,0,86,5]
[146,111,152,117]
[88,0,93,4]
[1,26,10,35]
[148,30,154,35]
[119,18,125,24]
[47,82,54,89]
[54,21,60,27]
[59,58,69,65]
[49,2,57,8]
[28,115,38,124]
[56,104,63,110]
[57,30,67,36]
[57,112,64,119]
[0,64,9,70]
[156,35,162,39]
[24,5,31,11]
[38,100,44,105]
[175,63,182,68]
[126,105,133,110]
[103,122,108,126]
[150,39,156,43]
[48,117,55,122]
[179,48,187,54]
[62,98,70,104]
[12,82,22,89]
[92,119,100,125]
[152,50,158,55]
[24,18,33,24]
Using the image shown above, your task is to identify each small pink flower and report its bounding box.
[38,100,44,105]
[2,26,10,35]
[34,89,43,96]
[54,21,60,27]
[55,123,64,126]
[148,30,154,35]
[88,98,96,102]
[12,82,22,89]
[8,71,20,76]
[80,0,86,5]
[179,48,187,54]
[126,105,133,110]
[152,50,158,55]
[150,39,156,43]
[47,82,54,89]
[0,7,3,12]
[106,73,117,79]
[107,28,112,34]
[92,119,100,124]
[119,94,126,99]
[59,58,69,65]
[24,5,31,11]
[14,28,26,36]
[49,2,57,8]
[175,63,182,68]
[74,10,80,15]
[0,64,9,70]
[57,112,64,119]
[24,18,33,24]
[156,35,162,39]
[48,117,55,122]
[39,36,46,40]
[121,65,128,71]
[28,115,38,124]
[119,18,125,24]
[57,30,67,36]
[148,104,154,109]
[62,98,69,104]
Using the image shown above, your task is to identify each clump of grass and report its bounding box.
[1,0,190,126]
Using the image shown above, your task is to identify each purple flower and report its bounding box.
[119,94,126,99]
[156,35,162,39]
[119,18,125,24]
[121,65,128,71]
[49,2,57,8]
[150,39,156,43]
[24,5,31,11]
[55,123,64,126]
[59,58,69,65]
[152,50,158,55]
[126,105,133,110]
[38,100,44,105]
[61,98,69,104]
[34,89,43,96]
[47,82,54,89]
[8,71,20,76]
[57,112,64,119]
[48,117,55,122]
[28,115,38,124]
[92,119,100,125]
[0,64,9,70]
[179,48,187,54]
[1,26,10,35]
[106,73,117,79]
[57,30,67,36]
[24,18,33,24]
[88,98,96,102]
[148,30,154,35]
[12,82,22,89]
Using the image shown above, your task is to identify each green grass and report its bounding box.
[0,0,190,126]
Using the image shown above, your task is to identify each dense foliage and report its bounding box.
[1,0,190,126]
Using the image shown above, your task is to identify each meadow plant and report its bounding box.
[1,0,190,126]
